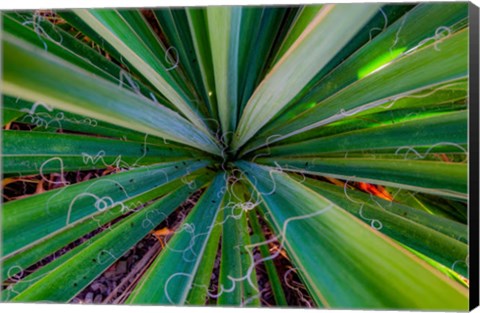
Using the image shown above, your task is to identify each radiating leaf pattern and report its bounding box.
[1,3,471,309]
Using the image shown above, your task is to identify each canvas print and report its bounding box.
[1,2,476,310]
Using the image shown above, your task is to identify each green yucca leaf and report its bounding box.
[266,79,466,146]
[72,9,211,133]
[186,211,223,305]
[3,96,184,143]
[2,160,210,257]
[217,183,260,306]
[3,130,203,175]
[6,177,210,302]
[3,109,24,126]
[3,12,167,103]
[266,3,467,127]
[1,172,206,281]
[242,11,468,154]
[232,4,381,152]
[238,7,287,113]
[207,6,243,140]
[236,161,468,309]
[186,8,219,120]
[1,3,471,309]
[247,208,288,306]
[2,33,222,155]
[260,110,467,158]
[126,173,226,304]
[258,157,467,199]
[270,4,324,64]
[391,189,468,223]
[300,177,468,277]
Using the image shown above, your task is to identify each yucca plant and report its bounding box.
[1,2,472,309]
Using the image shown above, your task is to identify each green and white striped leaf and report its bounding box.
[2,160,210,257]
[126,173,227,304]
[300,177,468,277]
[5,178,209,302]
[3,130,203,175]
[262,79,466,147]
[72,9,211,133]
[186,211,223,305]
[3,96,183,144]
[186,8,218,120]
[3,12,171,107]
[247,208,288,306]
[257,157,467,199]
[260,110,467,158]
[242,23,468,155]
[152,8,212,118]
[236,161,468,309]
[207,6,242,140]
[217,183,260,306]
[232,4,381,152]
[2,33,222,155]
[264,3,467,128]
[1,171,210,282]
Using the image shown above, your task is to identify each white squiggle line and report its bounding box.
[65,179,131,225]
[404,26,452,55]
[181,175,197,190]
[368,8,388,41]
[283,267,312,307]
[141,209,167,229]
[162,223,199,261]
[82,151,107,165]
[39,157,68,185]
[222,202,334,297]
[219,131,234,167]
[97,249,117,265]
[343,178,383,229]
[81,151,126,170]
[343,177,362,204]
[85,179,130,197]
[227,173,263,209]
[359,204,383,230]
[20,101,53,115]
[380,81,466,110]
[395,142,467,160]
[242,292,262,307]
[90,214,113,231]
[132,134,149,167]
[390,13,408,52]
[251,134,283,162]
[22,13,63,51]
[451,254,469,272]
[118,69,141,95]
[66,193,113,225]
[165,46,179,71]
[21,112,49,127]
[369,192,388,211]
[46,186,68,217]
[5,264,58,298]
[7,265,25,282]
[202,117,222,139]
[21,108,98,131]
[164,272,193,304]
[256,162,286,196]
